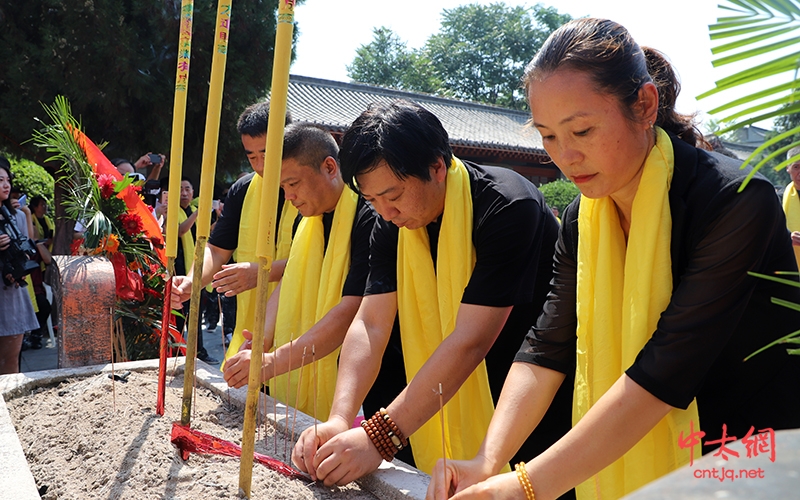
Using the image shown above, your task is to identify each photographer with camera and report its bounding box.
[0,157,39,374]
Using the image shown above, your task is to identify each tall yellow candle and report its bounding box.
[165,0,195,259]
[240,0,295,495]
[180,0,233,427]
[159,0,195,418]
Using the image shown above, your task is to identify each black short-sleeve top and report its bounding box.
[291,196,377,298]
[366,160,560,397]
[208,172,286,252]
[516,134,800,445]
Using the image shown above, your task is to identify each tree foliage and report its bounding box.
[347,2,571,110]
[8,156,55,203]
[538,179,580,213]
[347,27,442,94]
[0,0,298,181]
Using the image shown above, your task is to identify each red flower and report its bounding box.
[97,174,116,198]
[118,212,144,236]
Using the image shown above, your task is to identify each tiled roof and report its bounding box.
[284,75,545,155]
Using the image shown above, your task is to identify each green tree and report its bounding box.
[538,179,580,213]
[426,3,571,109]
[8,156,55,202]
[347,27,441,93]
[0,0,299,180]
[347,2,570,109]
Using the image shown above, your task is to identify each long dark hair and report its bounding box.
[0,157,15,215]
[523,18,707,148]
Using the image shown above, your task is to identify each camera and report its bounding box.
[148,153,162,165]
[0,205,39,286]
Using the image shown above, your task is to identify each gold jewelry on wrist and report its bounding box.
[515,461,536,500]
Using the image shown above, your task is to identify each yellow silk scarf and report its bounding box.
[269,187,358,420]
[32,215,54,250]
[225,174,297,359]
[32,215,54,271]
[396,157,500,474]
[782,183,800,271]
[574,127,700,499]
[27,275,38,313]
[177,204,197,265]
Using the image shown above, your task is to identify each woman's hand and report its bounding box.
[448,471,524,500]
[427,456,497,500]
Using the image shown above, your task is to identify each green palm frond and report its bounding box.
[700,0,800,187]
[30,96,101,224]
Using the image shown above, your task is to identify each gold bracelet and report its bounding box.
[515,462,536,500]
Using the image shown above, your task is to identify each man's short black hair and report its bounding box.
[282,123,339,170]
[236,100,293,137]
[339,100,452,193]
[30,195,47,209]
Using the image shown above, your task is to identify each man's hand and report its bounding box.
[212,262,258,297]
[0,233,10,251]
[792,231,800,247]
[292,416,352,481]
[222,349,271,389]
[170,276,193,309]
[312,426,384,486]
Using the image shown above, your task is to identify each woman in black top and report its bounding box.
[427,18,800,500]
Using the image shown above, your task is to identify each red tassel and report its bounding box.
[170,422,307,480]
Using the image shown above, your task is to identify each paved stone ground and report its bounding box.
[19,319,227,374]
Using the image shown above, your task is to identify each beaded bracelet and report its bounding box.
[515,462,536,500]
[360,408,409,462]
[361,418,394,462]
[379,407,408,450]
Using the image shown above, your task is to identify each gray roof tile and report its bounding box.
[284,75,545,155]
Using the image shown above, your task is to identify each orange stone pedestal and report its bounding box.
[52,256,115,368]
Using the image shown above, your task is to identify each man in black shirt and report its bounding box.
[222,124,376,420]
[171,101,294,359]
[292,100,572,487]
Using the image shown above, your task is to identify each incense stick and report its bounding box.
[110,307,116,411]
[273,337,278,457]
[312,345,317,441]
[439,382,446,485]
[284,335,293,461]
[291,347,307,447]
[217,294,230,408]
